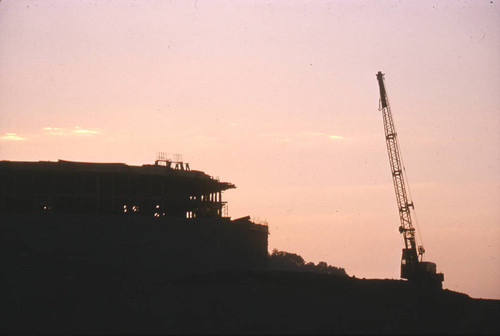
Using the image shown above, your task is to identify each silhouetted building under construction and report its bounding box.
[0,157,268,273]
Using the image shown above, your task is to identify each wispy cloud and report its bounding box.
[261,131,345,144]
[302,131,345,140]
[0,133,26,141]
[73,127,99,135]
[43,126,100,136]
[1,127,101,141]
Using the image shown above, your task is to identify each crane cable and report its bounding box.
[383,80,425,255]
[403,166,425,251]
[392,110,425,255]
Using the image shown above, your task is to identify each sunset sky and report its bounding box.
[1,0,499,299]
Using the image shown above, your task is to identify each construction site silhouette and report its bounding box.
[1,158,499,334]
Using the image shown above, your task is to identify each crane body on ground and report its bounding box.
[376,71,444,288]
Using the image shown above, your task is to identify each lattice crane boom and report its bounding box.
[376,71,443,287]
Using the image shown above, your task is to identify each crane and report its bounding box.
[376,71,444,288]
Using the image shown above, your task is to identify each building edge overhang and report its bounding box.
[0,159,236,191]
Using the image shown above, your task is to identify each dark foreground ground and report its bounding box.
[2,264,499,335]
[1,214,499,334]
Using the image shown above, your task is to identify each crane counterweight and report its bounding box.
[376,71,444,288]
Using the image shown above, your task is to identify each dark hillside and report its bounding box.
[2,262,499,334]
[1,214,499,334]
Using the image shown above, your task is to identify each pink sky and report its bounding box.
[1,0,499,299]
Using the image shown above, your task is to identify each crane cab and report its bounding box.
[418,261,444,285]
[419,261,437,273]
[401,249,444,289]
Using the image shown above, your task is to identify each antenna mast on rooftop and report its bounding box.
[155,152,190,171]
